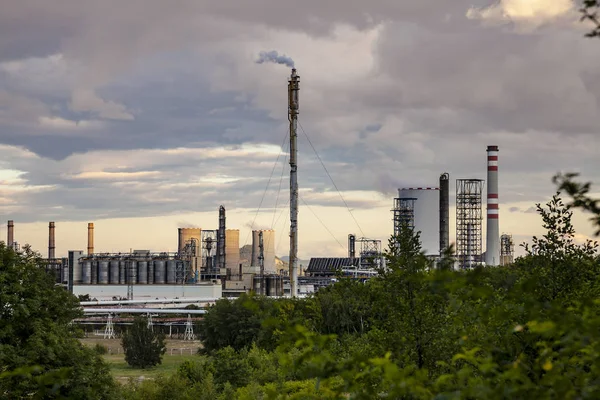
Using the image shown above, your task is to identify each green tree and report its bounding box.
[198,294,264,353]
[122,316,166,368]
[374,227,455,371]
[518,193,599,303]
[0,243,116,398]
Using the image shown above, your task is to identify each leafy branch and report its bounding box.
[553,173,600,236]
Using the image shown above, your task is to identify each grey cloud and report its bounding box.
[369,24,600,135]
[0,0,599,230]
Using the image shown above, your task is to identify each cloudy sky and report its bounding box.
[1,0,598,259]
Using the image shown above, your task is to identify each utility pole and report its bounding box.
[288,68,300,297]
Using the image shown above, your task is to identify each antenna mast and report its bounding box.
[288,68,300,297]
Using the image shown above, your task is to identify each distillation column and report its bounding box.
[439,173,450,255]
[485,146,500,266]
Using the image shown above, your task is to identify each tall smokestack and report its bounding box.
[87,223,94,255]
[485,145,500,266]
[439,173,450,256]
[7,220,14,247]
[288,67,300,297]
[48,222,55,259]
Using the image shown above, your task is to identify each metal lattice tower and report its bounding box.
[500,233,514,266]
[183,314,194,341]
[103,314,115,339]
[456,179,484,269]
[393,197,417,236]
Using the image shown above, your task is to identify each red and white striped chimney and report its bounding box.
[485,145,500,265]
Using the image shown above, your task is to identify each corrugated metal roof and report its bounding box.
[306,257,360,273]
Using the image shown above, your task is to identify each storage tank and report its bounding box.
[91,260,98,284]
[266,275,284,296]
[119,261,126,284]
[166,260,176,284]
[128,261,138,283]
[138,261,148,284]
[109,261,120,284]
[98,261,109,284]
[82,261,92,284]
[225,229,240,275]
[154,260,166,284]
[399,187,440,255]
[251,230,276,273]
[147,261,155,284]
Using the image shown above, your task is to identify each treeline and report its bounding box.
[123,193,600,399]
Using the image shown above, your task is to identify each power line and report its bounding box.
[271,137,289,230]
[300,196,345,250]
[243,132,289,248]
[298,122,365,237]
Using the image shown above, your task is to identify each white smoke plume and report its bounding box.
[256,50,295,68]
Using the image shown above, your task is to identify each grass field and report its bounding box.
[103,353,198,382]
[80,337,201,382]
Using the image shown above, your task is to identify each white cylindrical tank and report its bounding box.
[399,187,440,255]
[251,230,276,273]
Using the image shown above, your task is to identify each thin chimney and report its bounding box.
[48,222,55,259]
[87,223,94,255]
[7,220,14,247]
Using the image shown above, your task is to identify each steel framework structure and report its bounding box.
[202,230,218,279]
[393,197,417,236]
[456,179,484,269]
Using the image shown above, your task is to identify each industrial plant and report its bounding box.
[4,66,515,309]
